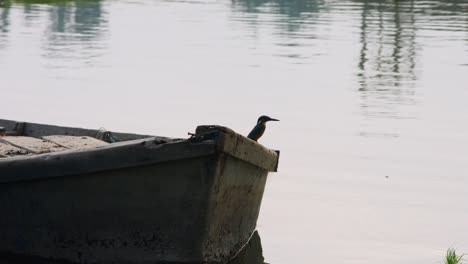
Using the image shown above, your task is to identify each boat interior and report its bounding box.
[0,119,170,159]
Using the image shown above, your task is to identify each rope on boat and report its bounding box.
[40,137,71,149]
[95,128,120,143]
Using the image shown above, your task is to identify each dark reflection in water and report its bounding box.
[356,0,418,123]
[21,3,45,27]
[230,0,326,60]
[43,0,107,67]
[0,0,108,67]
[231,0,323,17]
[352,0,467,136]
[0,5,10,49]
[0,5,9,33]
[230,0,467,124]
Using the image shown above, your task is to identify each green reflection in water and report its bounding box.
[1,0,105,37]
[9,0,97,4]
[232,0,324,17]
[0,0,107,67]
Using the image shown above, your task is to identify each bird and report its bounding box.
[247,115,279,142]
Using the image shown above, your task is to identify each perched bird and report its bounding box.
[247,115,279,141]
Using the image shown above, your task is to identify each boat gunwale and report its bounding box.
[0,136,219,184]
[0,118,160,141]
[0,122,279,184]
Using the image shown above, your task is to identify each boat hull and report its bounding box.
[0,121,278,264]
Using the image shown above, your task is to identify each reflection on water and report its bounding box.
[357,0,418,136]
[0,4,9,32]
[44,0,105,41]
[230,0,325,61]
[21,3,44,27]
[0,5,9,49]
[43,1,107,67]
[354,0,466,137]
[232,0,323,17]
[0,0,107,67]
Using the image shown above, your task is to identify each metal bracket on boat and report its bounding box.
[0,122,25,137]
[15,122,25,136]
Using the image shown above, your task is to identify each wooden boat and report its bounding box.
[0,119,279,264]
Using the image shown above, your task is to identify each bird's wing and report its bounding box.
[247,123,265,141]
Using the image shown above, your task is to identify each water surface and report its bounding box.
[1,0,468,263]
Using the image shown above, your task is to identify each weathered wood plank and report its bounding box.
[43,135,108,150]
[219,132,279,172]
[0,142,29,157]
[1,136,67,154]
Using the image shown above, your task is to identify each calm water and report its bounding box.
[1,0,468,263]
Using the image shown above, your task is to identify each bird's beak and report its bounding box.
[269,118,279,122]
